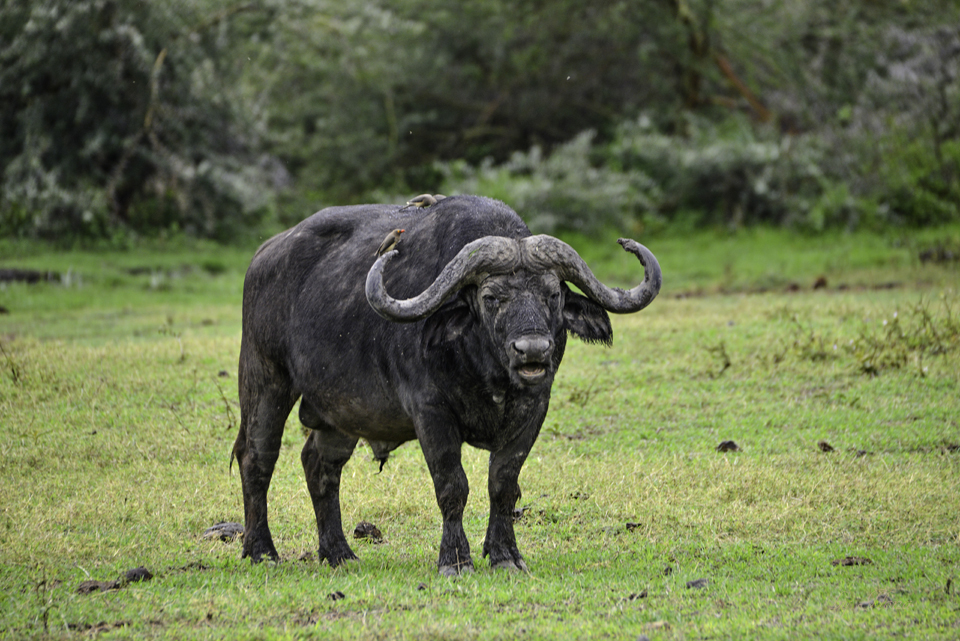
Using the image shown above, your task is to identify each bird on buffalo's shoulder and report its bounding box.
[376,229,405,256]
[402,194,437,210]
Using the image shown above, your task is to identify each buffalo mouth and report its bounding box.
[516,363,547,382]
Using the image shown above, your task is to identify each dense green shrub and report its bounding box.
[2,0,958,239]
[439,116,861,234]
[436,131,660,234]
[0,0,276,242]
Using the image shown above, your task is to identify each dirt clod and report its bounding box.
[203,521,244,542]
[353,520,383,542]
[124,567,153,583]
[716,440,740,452]
[857,594,892,608]
[77,580,120,594]
[832,556,873,567]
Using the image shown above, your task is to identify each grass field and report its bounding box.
[1,226,959,639]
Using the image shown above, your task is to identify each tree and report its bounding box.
[0,0,276,240]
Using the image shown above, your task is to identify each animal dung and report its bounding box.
[686,578,709,589]
[353,521,383,542]
[77,567,154,595]
[327,591,346,601]
[77,580,120,594]
[202,521,244,542]
[818,440,835,452]
[858,594,893,608]
[716,440,740,452]
[124,567,153,583]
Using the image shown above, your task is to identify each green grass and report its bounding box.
[1,227,959,639]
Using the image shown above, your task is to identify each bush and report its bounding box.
[612,115,845,230]
[436,131,660,234]
[0,0,277,242]
[825,24,960,227]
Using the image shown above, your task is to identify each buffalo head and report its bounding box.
[366,234,662,388]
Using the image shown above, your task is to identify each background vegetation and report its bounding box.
[2,0,959,242]
[3,2,960,638]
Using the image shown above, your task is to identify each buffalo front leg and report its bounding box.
[234,377,297,563]
[300,427,359,567]
[418,422,472,576]
[483,438,537,572]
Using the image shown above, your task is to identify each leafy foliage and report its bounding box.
[1,0,959,239]
[436,131,660,234]
[0,0,276,241]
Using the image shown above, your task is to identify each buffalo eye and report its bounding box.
[483,294,500,310]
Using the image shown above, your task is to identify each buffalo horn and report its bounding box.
[519,235,662,313]
[366,236,521,322]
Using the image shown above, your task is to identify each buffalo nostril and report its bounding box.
[512,337,553,359]
[513,338,531,355]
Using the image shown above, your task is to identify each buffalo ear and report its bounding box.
[562,286,613,346]
[422,288,477,348]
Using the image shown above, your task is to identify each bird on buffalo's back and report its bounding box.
[376,229,405,256]
[402,194,437,210]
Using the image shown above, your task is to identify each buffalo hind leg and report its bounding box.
[300,424,359,567]
[234,371,297,562]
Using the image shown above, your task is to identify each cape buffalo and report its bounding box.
[233,195,661,575]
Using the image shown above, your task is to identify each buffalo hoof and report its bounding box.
[492,558,528,573]
[243,545,280,564]
[328,557,360,572]
[322,549,360,569]
[438,563,474,577]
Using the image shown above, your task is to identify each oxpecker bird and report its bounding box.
[376,228,405,256]
[402,194,437,210]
